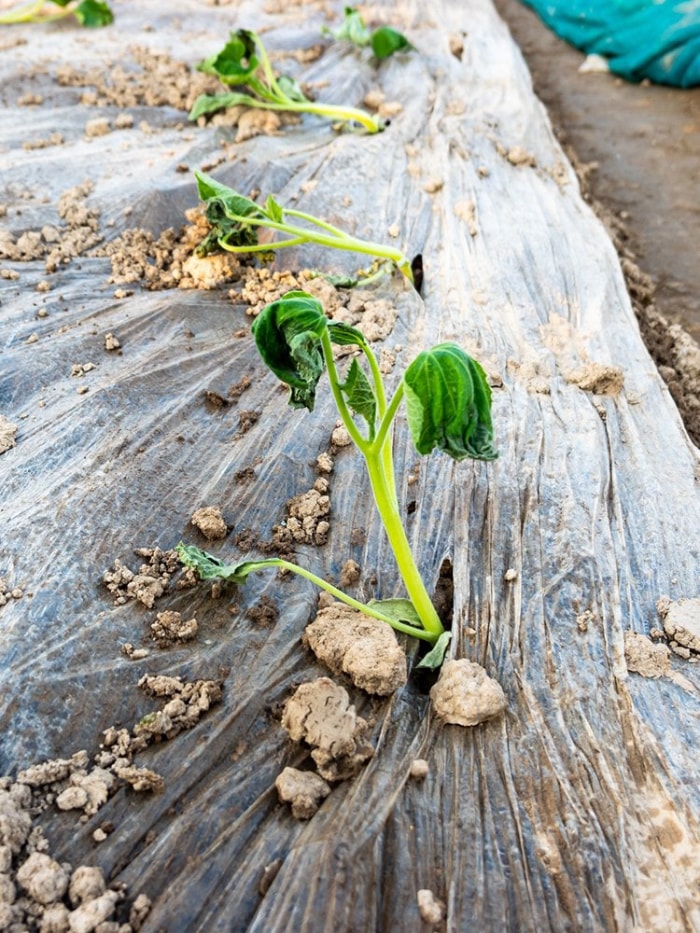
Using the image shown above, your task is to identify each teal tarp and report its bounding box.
[521,0,700,86]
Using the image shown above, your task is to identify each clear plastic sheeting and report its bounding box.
[1,1,699,930]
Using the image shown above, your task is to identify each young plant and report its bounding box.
[178,290,497,668]
[193,170,415,286]
[324,6,414,60]
[189,28,382,133]
[0,0,112,26]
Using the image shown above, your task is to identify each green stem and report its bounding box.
[217,210,413,284]
[321,329,367,450]
[364,452,444,638]
[320,332,443,640]
[360,341,399,509]
[248,558,435,641]
[0,0,47,23]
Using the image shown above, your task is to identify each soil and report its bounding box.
[495,0,700,446]
[280,677,374,782]
[303,601,408,695]
[0,671,221,930]
[429,659,508,727]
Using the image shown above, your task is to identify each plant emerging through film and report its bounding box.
[0,0,112,26]
[194,171,415,286]
[324,6,414,60]
[178,291,497,668]
[189,28,382,133]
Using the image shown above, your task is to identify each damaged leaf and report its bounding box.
[189,28,382,132]
[403,344,498,461]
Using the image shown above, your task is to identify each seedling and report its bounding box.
[193,171,415,286]
[189,28,382,133]
[0,0,112,26]
[178,290,497,668]
[324,6,414,60]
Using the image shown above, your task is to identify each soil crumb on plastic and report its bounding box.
[273,477,331,549]
[150,609,198,647]
[409,759,429,780]
[624,631,672,678]
[281,678,373,781]
[566,362,624,395]
[275,766,331,820]
[190,505,228,540]
[417,888,445,924]
[430,659,507,726]
[0,777,150,930]
[0,182,101,272]
[340,559,361,587]
[56,45,218,112]
[0,415,18,454]
[303,602,407,696]
[97,208,242,290]
[102,547,180,607]
[657,595,700,658]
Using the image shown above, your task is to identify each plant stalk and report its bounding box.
[320,331,444,640]
[246,558,435,641]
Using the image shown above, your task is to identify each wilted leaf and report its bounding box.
[176,543,263,584]
[367,597,423,628]
[197,29,260,84]
[403,343,498,461]
[415,631,452,669]
[251,291,329,410]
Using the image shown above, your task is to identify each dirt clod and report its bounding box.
[150,610,198,647]
[303,603,407,696]
[657,595,700,656]
[0,415,17,454]
[281,678,373,782]
[624,632,672,678]
[430,659,507,726]
[417,888,445,924]
[190,506,228,540]
[275,478,331,547]
[16,852,69,905]
[275,767,331,820]
[340,559,361,587]
[410,759,429,780]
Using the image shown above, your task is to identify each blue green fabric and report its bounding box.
[520,0,700,87]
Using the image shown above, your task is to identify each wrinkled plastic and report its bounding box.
[1,1,699,930]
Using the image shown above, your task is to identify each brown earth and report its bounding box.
[495,1,700,446]
[495,0,700,343]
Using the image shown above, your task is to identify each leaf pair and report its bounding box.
[194,171,270,256]
[327,7,414,60]
[252,290,498,462]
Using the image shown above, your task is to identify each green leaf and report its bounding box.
[370,26,413,59]
[276,75,308,103]
[176,543,263,584]
[327,321,367,348]
[194,171,266,255]
[197,30,260,85]
[367,597,423,628]
[415,631,452,669]
[340,359,376,435]
[251,290,329,411]
[189,92,250,121]
[72,0,113,26]
[328,6,372,46]
[265,195,284,224]
[403,343,498,461]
